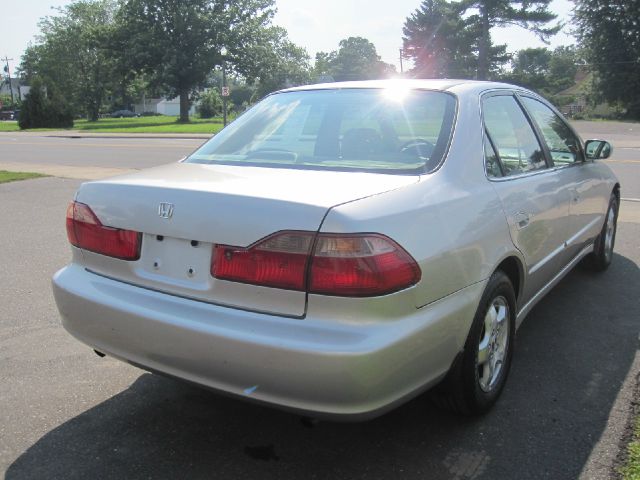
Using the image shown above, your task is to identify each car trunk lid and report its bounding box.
[73,162,418,317]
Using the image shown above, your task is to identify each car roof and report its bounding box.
[277,79,522,95]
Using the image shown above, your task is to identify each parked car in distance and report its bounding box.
[0,110,18,120]
[53,79,619,420]
[110,109,140,118]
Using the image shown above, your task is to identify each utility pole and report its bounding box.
[1,57,14,105]
[220,47,229,127]
[399,49,404,74]
[222,63,227,127]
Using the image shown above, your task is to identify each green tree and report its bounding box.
[119,0,276,122]
[573,0,640,118]
[500,46,578,97]
[241,26,311,98]
[0,94,19,110]
[547,46,578,92]
[197,89,223,118]
[229,84,254,112]
[403,0,481,78]
[315,37,395,82]
[313,52,335,80]
[507,48,552,90]
[404,0,558,80]
[20,0,119,121]
[19,78,73,129]
[465,0,560,80]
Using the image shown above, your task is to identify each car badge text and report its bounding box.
[158,202,174,219]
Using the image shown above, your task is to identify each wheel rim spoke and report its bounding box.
[477,296,510,393]
[604,207,615,259]
[478,338,490,365]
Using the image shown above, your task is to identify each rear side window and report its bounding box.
[188,89,457,175]
[483,95,547,177]
[519,97,582,165]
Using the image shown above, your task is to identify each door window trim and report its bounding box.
[480,89,553,182]
[515,92,586,168]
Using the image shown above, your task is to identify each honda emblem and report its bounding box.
[158,202,174,219]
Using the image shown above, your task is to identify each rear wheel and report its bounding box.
[432,271,516,415]
[584,193,618,272]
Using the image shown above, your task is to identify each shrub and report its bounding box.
[197,89,223,119]
[19,79,73,129]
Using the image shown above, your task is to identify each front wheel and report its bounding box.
[584,193,618,272]
[432,271,516,415]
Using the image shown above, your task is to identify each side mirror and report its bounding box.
[585,139,612,160]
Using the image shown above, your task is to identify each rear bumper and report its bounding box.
[52,264,484,419]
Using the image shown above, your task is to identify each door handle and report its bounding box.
[570,187,581,203]
[513,212,530,229]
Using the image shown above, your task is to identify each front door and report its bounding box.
[517,95,609,257]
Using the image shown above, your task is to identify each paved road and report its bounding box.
[1,122,639,195]
[0,122,639,480]
[0,134,204,170]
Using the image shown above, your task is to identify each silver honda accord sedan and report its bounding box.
[52,79,619,419]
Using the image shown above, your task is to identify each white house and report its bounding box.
[0,79,29,101]
[133,97,196,116]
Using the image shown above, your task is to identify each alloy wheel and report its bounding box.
[477,296,510,393]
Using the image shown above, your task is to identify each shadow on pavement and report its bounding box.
[7,254,640,480]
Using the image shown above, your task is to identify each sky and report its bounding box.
[0,0,576,76]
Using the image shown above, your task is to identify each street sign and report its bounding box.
[221,86,230,97]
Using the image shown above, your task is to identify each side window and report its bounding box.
[483,95,547,176]
[520,97,582,165]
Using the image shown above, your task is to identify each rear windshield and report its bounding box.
[187,88,457,175]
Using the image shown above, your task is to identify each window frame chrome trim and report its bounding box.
[515,92,587,167]
[480,88,590,183]
[480,89,551,182]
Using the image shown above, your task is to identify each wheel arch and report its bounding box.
[494,255,524,305]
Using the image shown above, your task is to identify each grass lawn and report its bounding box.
[0,170,47,183]
[0,115,229,134]
[0,122,21,132]
[621,415,640,480]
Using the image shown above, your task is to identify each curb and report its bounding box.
[44,133,212,140]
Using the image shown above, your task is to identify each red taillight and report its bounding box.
[309,234,421,296]
[66,201,141,260]
[212,232,314,290]
[211,231,420,296]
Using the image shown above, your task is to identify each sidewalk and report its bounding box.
[0,161,135,180]
[0,130,211,140]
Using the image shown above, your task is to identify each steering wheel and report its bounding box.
[400,139,435,158]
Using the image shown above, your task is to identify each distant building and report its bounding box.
[557,68,619,118]
[0,78,29,101]
[132,97,196,116]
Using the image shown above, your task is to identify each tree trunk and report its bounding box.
[179,89,190,123]
[477,4,491,80]
[88,102,99,122]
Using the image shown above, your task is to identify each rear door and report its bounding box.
[482,91,571,303]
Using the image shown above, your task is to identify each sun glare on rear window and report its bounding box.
[187,88,456,175]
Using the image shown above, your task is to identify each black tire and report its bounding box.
[583,193,618,272]
[432,271,516,415]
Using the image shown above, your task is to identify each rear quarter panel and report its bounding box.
[321,87,519,310]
